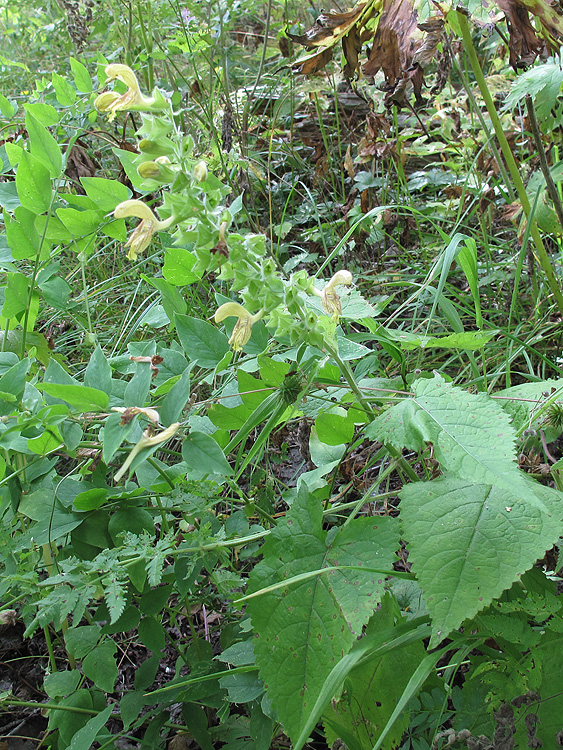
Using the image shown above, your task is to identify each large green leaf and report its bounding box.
[247,489,399,742]
[370,374,521,491]
[16,150,51,213]
[323,595,429,750]
[37,383,109,412]
[175,314,229,368]
[368,375,563,643]
[26,111,62,177]
[4,206,40,259]
[495,377,563,431]
[401,475,563,645]
[182,431,233,476]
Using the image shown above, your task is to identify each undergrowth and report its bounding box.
[3,0,563,748]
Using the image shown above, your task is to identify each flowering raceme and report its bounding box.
[214,303,264,351]
[113,200,175,261]
[95,64,167,121]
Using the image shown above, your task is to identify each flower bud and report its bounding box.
[193,160,208,182]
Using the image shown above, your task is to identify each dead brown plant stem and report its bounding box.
[524,94,563,231]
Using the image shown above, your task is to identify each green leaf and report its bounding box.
[401,475,563,645]
[84,346,113,396]
[0,182,20,210]
[370,375,520,490]
[182,431,233,476]
[124,358,153,406]
[82,641,117,692]
[80,177,131,212]
[105,576,127,624]
[495,377,563,431]
[26,112,62,177]
[43,670,81,699]
[36,383,109,412]
[247,488,399,742]
[70,57,93,93]
[65,625,100,659]
[101,412,138,464]
[315,408,355,446]
[0,94,15,118]
[39,275,72,309]
[16,151,51,213]
[51,72,76,105]
[163,247,201,285]
[24,102,59,126]
[49,689,93,746]
[113,147,149,192]
[160,367,191,426]
[57,208,103,236]
[175,314,229,368]
[68,705,112,750]
[108,508,154,545]
[370,374,563,642]
[0,357,30,416]
[323,595,428,750]
[144,276,187,319]
[27,428,63,455]
[395,330,498,351]
[4,207,40,259]
[2,272,30,319]
[138,616,166,653]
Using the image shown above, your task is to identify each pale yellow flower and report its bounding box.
[113,200,174,260]
[95,64,166,121]
[115,422,180,482]
[312,270,353,321]
[214,303,264,351]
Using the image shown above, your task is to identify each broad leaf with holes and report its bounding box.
[247,488,399,742]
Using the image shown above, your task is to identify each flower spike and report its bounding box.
[214,303,264,352]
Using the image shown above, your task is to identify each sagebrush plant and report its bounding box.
[3,14,563,749]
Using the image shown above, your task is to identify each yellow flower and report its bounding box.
[113,199,174,260]
[95,64,167,121]
[312,270,353,321]
[214,303,264,352]
[114,422,181,482]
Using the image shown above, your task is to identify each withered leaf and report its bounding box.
[288,4,368,48]
[287,0,563,107]
[496,0,543,67]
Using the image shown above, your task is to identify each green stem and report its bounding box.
[79,252,94,340]
[146,456,175,491]
[326,346,374,419]
[456,9,563,316]
[42,626,57,673]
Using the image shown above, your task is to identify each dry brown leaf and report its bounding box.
[344,145,355,178]
[288,4,369,48]
[287,0,563,106]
